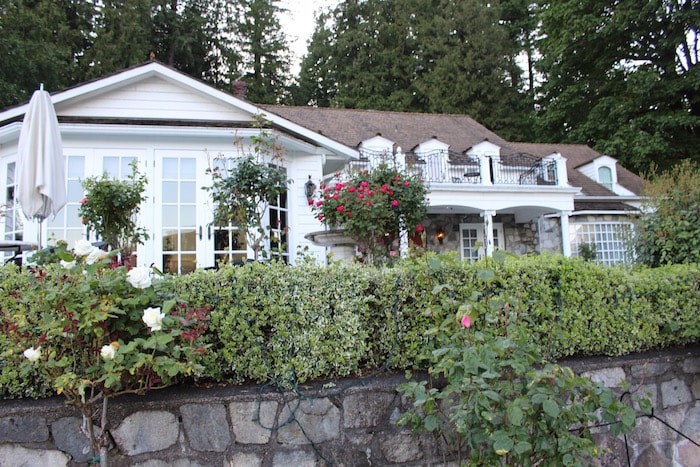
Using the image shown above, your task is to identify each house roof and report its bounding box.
[263,107,643,196]
[260,105,511,153]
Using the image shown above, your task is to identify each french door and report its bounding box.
[152,150,212,274]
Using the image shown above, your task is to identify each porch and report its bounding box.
[348,148,566,188]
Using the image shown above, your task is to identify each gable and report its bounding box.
[57,75,253,123]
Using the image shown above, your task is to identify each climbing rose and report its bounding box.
[100,342,119,361]
[127,267,152,289]
[142,307,165,332]
[23,347,41,362]
[461,315,471,329]
[391,200,399,208]
[416,224,424,233]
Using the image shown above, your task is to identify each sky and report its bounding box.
[277,0,339,74]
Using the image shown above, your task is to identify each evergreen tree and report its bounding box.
[0,0,95,107]
[230,0,291,104]
[293,0,534,140]
[536,0,699,172]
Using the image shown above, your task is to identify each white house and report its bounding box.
[0,62,643,271]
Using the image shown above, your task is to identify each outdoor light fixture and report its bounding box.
[304,175,317,200]
[436,228,446,244]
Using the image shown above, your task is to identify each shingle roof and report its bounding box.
[261,105,511,153]
[263,106,643,196]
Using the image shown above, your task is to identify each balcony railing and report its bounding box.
[347,149,560,187]
[493,153,558,186]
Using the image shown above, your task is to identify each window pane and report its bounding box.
[180,206,195,227]
[103,157,118,177]
[162,206,178,227]
[180,181,196,203]
[181,229,196,251]
[180,159,196,178]
[162,181,178,203]
[163,158,178,179]
[68,157,84,178]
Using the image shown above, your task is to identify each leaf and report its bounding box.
[542,398,560,418]
[424,414,440,432]
[507,405,524,426]
[492,431,514,453]
[477,268,495,284]
[513,441,531,455]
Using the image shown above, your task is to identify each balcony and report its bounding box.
[347,149,563,187]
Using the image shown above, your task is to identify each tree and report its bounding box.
[230,0,292,104]
[536,0,700,173]
[293,0,534,141]
[206,117,290,261]
[634,160,700,266]
[0,0,95,108]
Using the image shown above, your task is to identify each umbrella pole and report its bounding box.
[37,218,43,249]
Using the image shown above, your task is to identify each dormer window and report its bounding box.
[598,166,613,190]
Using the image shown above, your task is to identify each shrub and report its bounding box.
[311,164,428,264]
[634,160,700,266]
[2,254,699,398]
[397,255,640,465]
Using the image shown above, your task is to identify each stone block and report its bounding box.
[51,416,97,463]
[227,452,263,467]
[680,402,700,440]
[277,398,340,444]
[134,459,208,467]
[0,415,48,442]
[634,443,672,467]
[692,375,700,399]
[112,410,178,456]
[675,438,700,467]
[0,444,69,467]
[630,362,668,379]
[591,433,627,467]
[629,405,686,445]
[343,391,394,429]
[661,379,692,408]
[683,357,700,374]
[272,449,317,467]
[582,367,626,388]
[229,400,277,444]
[180,403,231,452]
[379,432,423,463]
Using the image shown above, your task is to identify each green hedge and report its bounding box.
[1,254,698,398]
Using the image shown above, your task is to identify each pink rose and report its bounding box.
[404,181,410,187]
[391,200,399,208]
[337,205,345,213]
[416,224,424,233]
[461,315,471,329]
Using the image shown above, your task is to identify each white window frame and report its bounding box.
[570,221,633,265]
[460,222,504,260]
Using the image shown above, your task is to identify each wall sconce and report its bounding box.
[436,228,445,245]
[304,175,317,200]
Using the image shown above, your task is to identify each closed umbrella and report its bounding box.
[16,86,66,247]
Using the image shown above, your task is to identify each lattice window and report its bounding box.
[570,222,633,265]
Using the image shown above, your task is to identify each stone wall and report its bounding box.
[0,347,698,466]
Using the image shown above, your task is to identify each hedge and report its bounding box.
[1,254,698,398]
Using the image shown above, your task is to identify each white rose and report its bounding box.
[60,259,76,269]
[85,247,106,265]
[142,307,165,332]
[100,342,119,361]
[127,267,152,289]
[23,347,41,362]
[74,239,94,256]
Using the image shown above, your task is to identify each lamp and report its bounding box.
[436,228,445,245]
[304,176,317,200]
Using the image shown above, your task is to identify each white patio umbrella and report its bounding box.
[16,85,66,247]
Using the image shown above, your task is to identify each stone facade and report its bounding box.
[0,347,697,466]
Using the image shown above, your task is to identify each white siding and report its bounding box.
[59,76,253,122]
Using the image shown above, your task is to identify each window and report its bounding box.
[598,166,613,190]
[570,222,632,265]
[4,162,23,243]
[47,156,85,247]
[460,223,504,260]
[269,189,289,262]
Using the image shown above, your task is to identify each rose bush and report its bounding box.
[311,164,428,264]
[3,240,210,465]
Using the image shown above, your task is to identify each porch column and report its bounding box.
[560,211,572,257]
[478,154,492,185]
[399,218,409,258]
[481,210,496,257]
